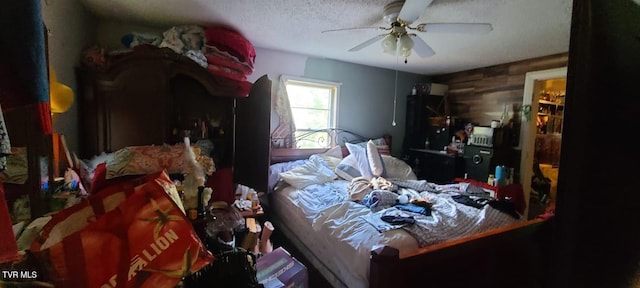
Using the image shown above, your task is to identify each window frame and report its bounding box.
[282,75,340,148]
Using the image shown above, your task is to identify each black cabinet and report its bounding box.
[406,149,464,184]
[403,83,448,155]
[404,93,428,150]
[462,145,518,184]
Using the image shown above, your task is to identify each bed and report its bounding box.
[268,130,553,288]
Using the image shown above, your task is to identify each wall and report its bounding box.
[42,0,95,154]
[248,47,308,136]
[305,58,427,155]
[433,53,568,129]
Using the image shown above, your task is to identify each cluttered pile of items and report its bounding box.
[2,137,286,288]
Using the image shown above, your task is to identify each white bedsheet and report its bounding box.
[272,180,418,288]
[271,179,522,288]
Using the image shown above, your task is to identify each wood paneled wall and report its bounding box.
[432,53,568,127]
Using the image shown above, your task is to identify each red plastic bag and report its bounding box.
[31,171,213,288]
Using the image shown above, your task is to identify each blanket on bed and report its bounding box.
[401,191,519,247]
[343,178,521,247]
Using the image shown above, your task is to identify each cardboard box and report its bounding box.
[240,217,259,250]
[256,247,308,288]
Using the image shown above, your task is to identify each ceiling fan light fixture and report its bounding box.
[381,34,398,55]
[333,0,491,59]
[398,34,413,57]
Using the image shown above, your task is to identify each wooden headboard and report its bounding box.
[270,129,392,164]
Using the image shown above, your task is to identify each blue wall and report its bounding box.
[305,58,428,155]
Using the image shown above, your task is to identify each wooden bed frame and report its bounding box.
[269,133,553,288]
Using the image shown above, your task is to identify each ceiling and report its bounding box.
[81,0,573,76]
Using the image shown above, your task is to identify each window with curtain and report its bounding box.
[282,76,339,148]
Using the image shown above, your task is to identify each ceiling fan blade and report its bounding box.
[411,35,435,57]
[416,23,493,34]
[348,34,386,52]
[398,0,434,23]
[321,27,386,33]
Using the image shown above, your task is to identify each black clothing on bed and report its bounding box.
[451,194,489,209]
[452,195,520,219]
[395,203,432,216]
[381,215,416,225]
[488,199,521,219]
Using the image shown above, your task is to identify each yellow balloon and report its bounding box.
[49,68,74,113]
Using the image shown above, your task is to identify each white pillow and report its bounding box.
[381,155,417,180]
[310,154,342,172]
[310,146,344,171]
[323,146,343,159]
[354,138,390,155]
[279,157,337,189]
[366,140,386,177]
[335,154,361,181]
[345,142,373,179]
[268,159,307,192]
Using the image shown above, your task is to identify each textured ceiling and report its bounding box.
[81,0,573,75]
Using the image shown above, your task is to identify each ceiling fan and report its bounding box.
[322,0,493,60]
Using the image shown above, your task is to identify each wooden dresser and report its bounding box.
[76,47,271,192]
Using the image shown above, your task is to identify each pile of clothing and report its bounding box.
[349,176,434,216]
[203,27,255,88]
[120,25,256,96]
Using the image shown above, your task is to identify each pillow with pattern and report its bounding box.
[335,154,361,181]
[74,152,115,192]
[105,144,214,180]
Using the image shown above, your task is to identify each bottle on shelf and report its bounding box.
[508,168,515,185]
[500,104,510,127]
[487,174,495,186]
[250,191,260,211]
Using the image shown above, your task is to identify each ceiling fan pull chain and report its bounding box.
[392,53,399,127]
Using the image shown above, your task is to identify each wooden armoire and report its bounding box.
[77,47,271,192]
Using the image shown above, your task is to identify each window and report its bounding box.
[283,76,339,148]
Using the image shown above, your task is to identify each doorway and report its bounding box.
[519,67,567,219]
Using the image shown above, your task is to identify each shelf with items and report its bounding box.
[538,99,564,106]
[536,90,565,135]
[537,114,563,134]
